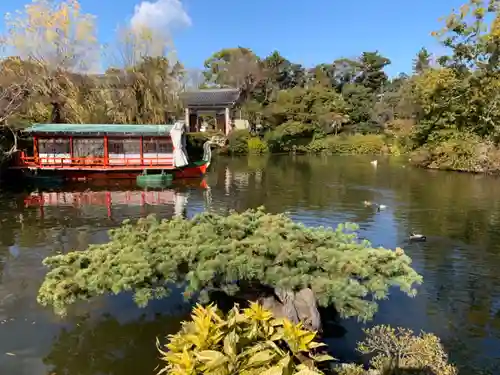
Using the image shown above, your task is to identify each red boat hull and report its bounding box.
[16,162,209,181]
[174,162,208,179]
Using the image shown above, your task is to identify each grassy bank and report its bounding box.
[225,129,399,156]
[409,133,500,174]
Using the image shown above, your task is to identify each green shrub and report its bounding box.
[336,364,366,375]
[409,132,500,173]
[37,208,422,320]
[225,126,396,155]
[308,134,388,155]
[383,137,411,156]
[247,137,269,154]
[382,119,416,154]
[305,138,328,153]
[228,129,250,154]
[265,121,316,153]
[357,325,457,375]
[157,302,333,375]
[336,326,457,375]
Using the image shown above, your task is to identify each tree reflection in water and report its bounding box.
[44,311,190,375]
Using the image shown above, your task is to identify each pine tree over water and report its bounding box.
[37,208,422,320]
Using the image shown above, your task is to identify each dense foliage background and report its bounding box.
[2,0,500,171]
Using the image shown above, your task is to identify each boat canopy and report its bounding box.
[22,123,175,136]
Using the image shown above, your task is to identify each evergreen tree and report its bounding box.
[37,208,422,320]
[413,47,431,74]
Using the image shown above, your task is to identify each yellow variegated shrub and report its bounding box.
[157,302,334,375]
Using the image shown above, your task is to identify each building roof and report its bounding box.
[23,124,175,136]
[180,88,241,108]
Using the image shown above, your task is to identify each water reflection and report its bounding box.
[46,313,184,375]
[0,180,209,375]
[23,187,190,220]
[44,291,193,375]
[0,155,500,374]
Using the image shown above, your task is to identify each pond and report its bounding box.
[0,154,499,375]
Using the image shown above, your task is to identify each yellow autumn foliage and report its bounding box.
[157,302,334,375]
[4,0,99,71]
[114,24,173,68]
[159,304,458,375]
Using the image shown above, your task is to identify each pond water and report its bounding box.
[0,155,499,375]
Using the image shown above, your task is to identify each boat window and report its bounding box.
[109,139,124,154]
[38,138,70,154]
[143,137,172,153]
[158,139,173,153]
[108,138,141,154]
[123,139,141,154]
[73,138,105,158]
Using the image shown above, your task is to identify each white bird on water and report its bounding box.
[409,232,426,242]
[370,160,378,167]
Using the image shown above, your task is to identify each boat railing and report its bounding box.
[18,153,174,168]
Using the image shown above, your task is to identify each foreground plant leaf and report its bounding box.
[157,303,331,374]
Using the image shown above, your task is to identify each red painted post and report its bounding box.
[33,136,39,165]
[104,135,109,166]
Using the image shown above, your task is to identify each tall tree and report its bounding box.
[413,47,431,74]
[106,25,184,123]
[181,68,206,90]
[412,0,500,142]
[251,51,306,104]
[308,63,336,88]
[433,0,500,72]
[203,47,263,99]
[112,25,174,69]
[0,57,34,125]
[355,51,391,93]
[4,0,101,123]
[263,51,306,90]
[331,58,361,92]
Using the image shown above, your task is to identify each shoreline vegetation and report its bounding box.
[193,126,500,175]
[205,129,500,175]
[1,1,500,176]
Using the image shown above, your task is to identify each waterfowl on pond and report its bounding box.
[370,160,378,167]
[409,233,426,241]
[376,204,387,211]
[363,200,373,206]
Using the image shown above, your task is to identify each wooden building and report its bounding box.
[180,89,242,135]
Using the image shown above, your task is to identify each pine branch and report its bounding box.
[37,208,422,320]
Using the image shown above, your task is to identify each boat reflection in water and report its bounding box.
[22,179,209,221]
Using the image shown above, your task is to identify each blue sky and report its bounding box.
[0,0,466,76]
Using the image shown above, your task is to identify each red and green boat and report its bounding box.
[9,122,212,183]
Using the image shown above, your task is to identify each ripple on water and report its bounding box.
[0,155,499,375]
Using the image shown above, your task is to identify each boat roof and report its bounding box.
[22,124,175,136]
